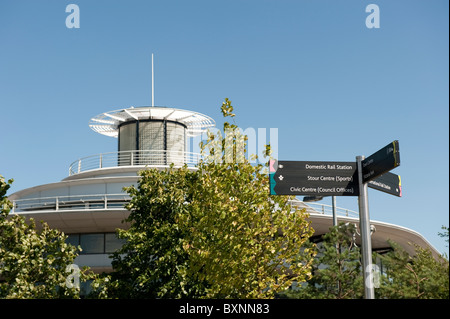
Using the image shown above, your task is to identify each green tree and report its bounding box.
[93,166,204,298]
[0,175,93,299]
[438,226,449,248]
[377,241,449,299]
[95,98,316,298]
[282,222,364,299]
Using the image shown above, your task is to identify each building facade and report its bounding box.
[9,105,440,276]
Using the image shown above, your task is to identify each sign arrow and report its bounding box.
[368,171,402,197]
[362,140,400,183]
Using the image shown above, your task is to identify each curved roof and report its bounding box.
[292,200,441,259]
[307,213,441,259]
[89,106,215,137]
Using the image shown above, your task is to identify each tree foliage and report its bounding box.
[95,167,203,298]
[438,226,449,248]
[281,222,449,299]
[377,241,449,299]
[281,222,364,299]
[0,175,93,299]
[95,98,316,298]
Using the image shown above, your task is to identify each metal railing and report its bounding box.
[12,194,130,213]
[12,193,358,219]
[68,150,202,176]
[289,199,359,218]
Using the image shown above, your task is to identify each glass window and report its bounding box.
[66,234,80,247]
[80,234,104,254]
[105,233,126,253]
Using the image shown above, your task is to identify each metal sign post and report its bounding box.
[269,141,401,300]
[357,155,375,299]
[331,196,337,227]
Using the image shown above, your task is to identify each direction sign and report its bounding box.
[269,160,359,196]
[267,140,402,300]
[362,140,400,183]
[368,172,402,197]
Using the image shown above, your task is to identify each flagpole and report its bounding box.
[152,53,154,107]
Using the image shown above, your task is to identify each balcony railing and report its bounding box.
[289,199,359,218]
[12,193,358,219]
[12,194,130,214]
[68,150,202,176]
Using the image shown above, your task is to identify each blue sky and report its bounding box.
[0,1,448,255]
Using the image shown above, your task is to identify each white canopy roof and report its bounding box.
[89,106,215,137]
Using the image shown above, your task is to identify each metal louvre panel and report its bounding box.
[139,121,164,164]
[118,122,136,152]
[166,122,186,165]
[118,122,136,166]
[139,121,164,151]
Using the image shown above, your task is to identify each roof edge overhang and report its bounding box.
[89,106,215,138]
[308,213,442,259]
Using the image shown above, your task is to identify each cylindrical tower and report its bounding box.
[89,106,215,167]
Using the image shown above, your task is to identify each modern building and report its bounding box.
[9,105,440,276]
[9,106,215,274]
